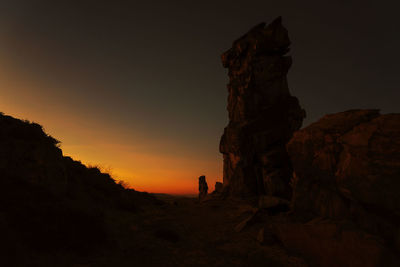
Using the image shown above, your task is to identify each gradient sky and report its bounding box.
[0,1,399,194]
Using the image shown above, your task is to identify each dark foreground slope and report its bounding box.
[0,112,162,266]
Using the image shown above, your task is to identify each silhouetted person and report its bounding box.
[198,175,208,201]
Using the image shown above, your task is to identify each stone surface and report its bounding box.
[287,109,400,252]
[258,195,290,209]
[198,175,208,201]
[234,208,259,232]
[274,220,398,267]
[257,226,277,245]
[214,182,223,193]
[219,17,305,198]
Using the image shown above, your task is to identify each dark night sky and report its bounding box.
[0,0,399,193]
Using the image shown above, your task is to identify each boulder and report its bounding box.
[234,208,259,232]
[258,195,290,210]
[214,182,223,194]
[287,109,400,251]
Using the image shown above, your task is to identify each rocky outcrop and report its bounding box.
[286,109,400,256]
[212,182,223,196]
[219,17,305,198]
[198,175,208,201]
[218,18,400,266]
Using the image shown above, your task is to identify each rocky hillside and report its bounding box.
[0,112,161,266]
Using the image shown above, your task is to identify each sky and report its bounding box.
[0,1,399,194]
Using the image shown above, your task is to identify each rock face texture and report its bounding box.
[286,109,400,256]
[274,221,398,267]
[220,17,305,198]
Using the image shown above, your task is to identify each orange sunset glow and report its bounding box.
[0,67,222,195]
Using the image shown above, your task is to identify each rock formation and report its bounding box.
[284,109,400,263]
[220,17,305,198]
[198,175,208,200]
[214,182,223,193]
[218,18,400,265]
[274,220,398,267]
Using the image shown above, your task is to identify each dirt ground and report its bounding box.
[80,196,308,267]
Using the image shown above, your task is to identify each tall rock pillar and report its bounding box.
[219,17,305,198]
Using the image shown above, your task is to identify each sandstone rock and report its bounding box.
[258,195,290,209]
[234,208,259,232]
[214,182,223,193]
[257,226,277,245]
[287,109,400,252]
[220,17,305,198]
[247,246,308,267]
[198,175,208,201]
[256,227,265,243]
[274,220,398,267]
[236,204,258,215]
[337,113,400,213]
